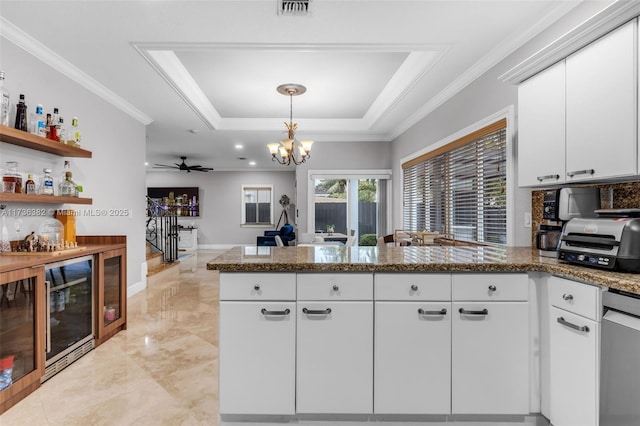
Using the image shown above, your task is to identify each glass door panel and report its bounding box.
[103,256,122,326]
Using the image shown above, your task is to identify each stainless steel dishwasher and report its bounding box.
[600,289,640,426]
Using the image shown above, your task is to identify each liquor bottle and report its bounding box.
[25,174,36,194]
[3,161,22,194]
[59,162,78,197]
[14,94,28,131]
[57,116,66,143]
[0,71,9,127]
[67,117,81,146]
[30,104,46,137]
[41,168,54,195]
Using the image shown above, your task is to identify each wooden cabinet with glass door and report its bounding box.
[0,266,45,414]
[95,248,127,346]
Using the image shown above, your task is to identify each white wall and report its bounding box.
[391,1,614,247]
[294,140,392,234]
[0,39,147,293]
[146,170,295,247]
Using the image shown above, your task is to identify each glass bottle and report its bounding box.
[25,174,36,194]
[67,117,81,146]
[2,161,22,194]
[0,71,9,127]
[57,116,66,143]
[59,171,78,197]
[14,94,28,131]
[41,168,54,195]
[30,104,46,137]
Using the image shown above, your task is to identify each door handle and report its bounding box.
[302,307,332,315]
[45,280,51,354]
[418,308,447,316]
[567,169,595,177]
[261,308,290,316]
[557,316,590,332]
[537,174,560,182]
[458,308,488,316]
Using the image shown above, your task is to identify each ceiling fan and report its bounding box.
[153,156,214,172]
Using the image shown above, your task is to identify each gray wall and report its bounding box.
[0,39,147,292]
[294,140,392,234]
[391,1,614,247]
[146,170,295,246]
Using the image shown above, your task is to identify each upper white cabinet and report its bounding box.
[565,20,637,182]
[518,61,566,187]
[517,19,638,187]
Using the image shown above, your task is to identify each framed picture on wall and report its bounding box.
[147,187,200,217]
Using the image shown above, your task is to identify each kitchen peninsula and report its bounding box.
[209,245,636,424]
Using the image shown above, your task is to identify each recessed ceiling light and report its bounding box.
[144,162,149,166]
[249,161,256,166]
[237,157,247,160]
[235,144,243,150]
[188,129,199,134]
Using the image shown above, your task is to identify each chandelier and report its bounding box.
[267,84,314,166]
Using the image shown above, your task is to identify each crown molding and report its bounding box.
[389,1,581,140]
[0,17,153,125]
[500,0,640,84]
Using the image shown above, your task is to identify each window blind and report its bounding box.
[402,119,507,245]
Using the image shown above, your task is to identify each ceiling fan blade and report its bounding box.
[188,165,202,168]
[153,164,177,168]
[192,167,213,172]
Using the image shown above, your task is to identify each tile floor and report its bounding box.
[1,249,551,426]
[1,249,224,426]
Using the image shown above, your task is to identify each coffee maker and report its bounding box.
[536,187,600,257]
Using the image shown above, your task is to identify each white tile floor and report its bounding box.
[1,249,551,426]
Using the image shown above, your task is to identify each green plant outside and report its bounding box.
[359,234,377,246]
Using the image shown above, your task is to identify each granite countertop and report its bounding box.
[207,245,640,295]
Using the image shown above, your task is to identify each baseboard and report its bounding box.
[127,261,148,297]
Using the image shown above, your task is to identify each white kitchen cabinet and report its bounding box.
[451,273,529,415]
[296,272,373,414]
[548,276,601,426]
[374,273,451,414]
[517,61,566,187]
[565,20,637,182]
[296,301,373,414]
[374,301,451,414]
[549,307,599,426]
[219,273,296,415]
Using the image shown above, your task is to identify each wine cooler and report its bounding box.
[43,255,95,382]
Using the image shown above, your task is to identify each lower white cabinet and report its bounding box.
[452,302,529,414]
[296,301,373,414]
[219,301,296,415]
[219,273,297,415]
[548,275,601,426]
[374,301,451,414]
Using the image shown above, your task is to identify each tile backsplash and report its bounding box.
[531,180,640,245]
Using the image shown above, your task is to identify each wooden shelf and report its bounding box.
[0,193,92,204]
[0,125,92,158]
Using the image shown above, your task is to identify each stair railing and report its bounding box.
[146,196,179,263]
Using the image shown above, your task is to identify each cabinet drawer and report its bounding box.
[452,273,528,301]
[549,276,601,321]
[220,273,296,301]
[297,273,373,300]
[375,273,450,301]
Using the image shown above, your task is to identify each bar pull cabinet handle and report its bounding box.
[302,307,332,315]
[567,169,595,177]
[562,293,573,301]
[418,308,447,316]
[459,308,489,316]
[410,284,419,291]
[261,308,290,316]
[332,285,339,291]
[557,316,590,333]
[253,284,260,291]
[488,285,497,292]
[45,280,51,354]
[537,174,560,182]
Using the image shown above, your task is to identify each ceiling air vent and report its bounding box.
[279,0,310,16]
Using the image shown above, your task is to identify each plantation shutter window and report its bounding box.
[402,119,507,245]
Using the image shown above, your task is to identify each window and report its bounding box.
[402,119,507,245]
[241,185,273,225]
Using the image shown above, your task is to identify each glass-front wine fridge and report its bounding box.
[43,255,94,382]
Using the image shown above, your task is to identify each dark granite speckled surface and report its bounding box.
[207,245,640,295]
